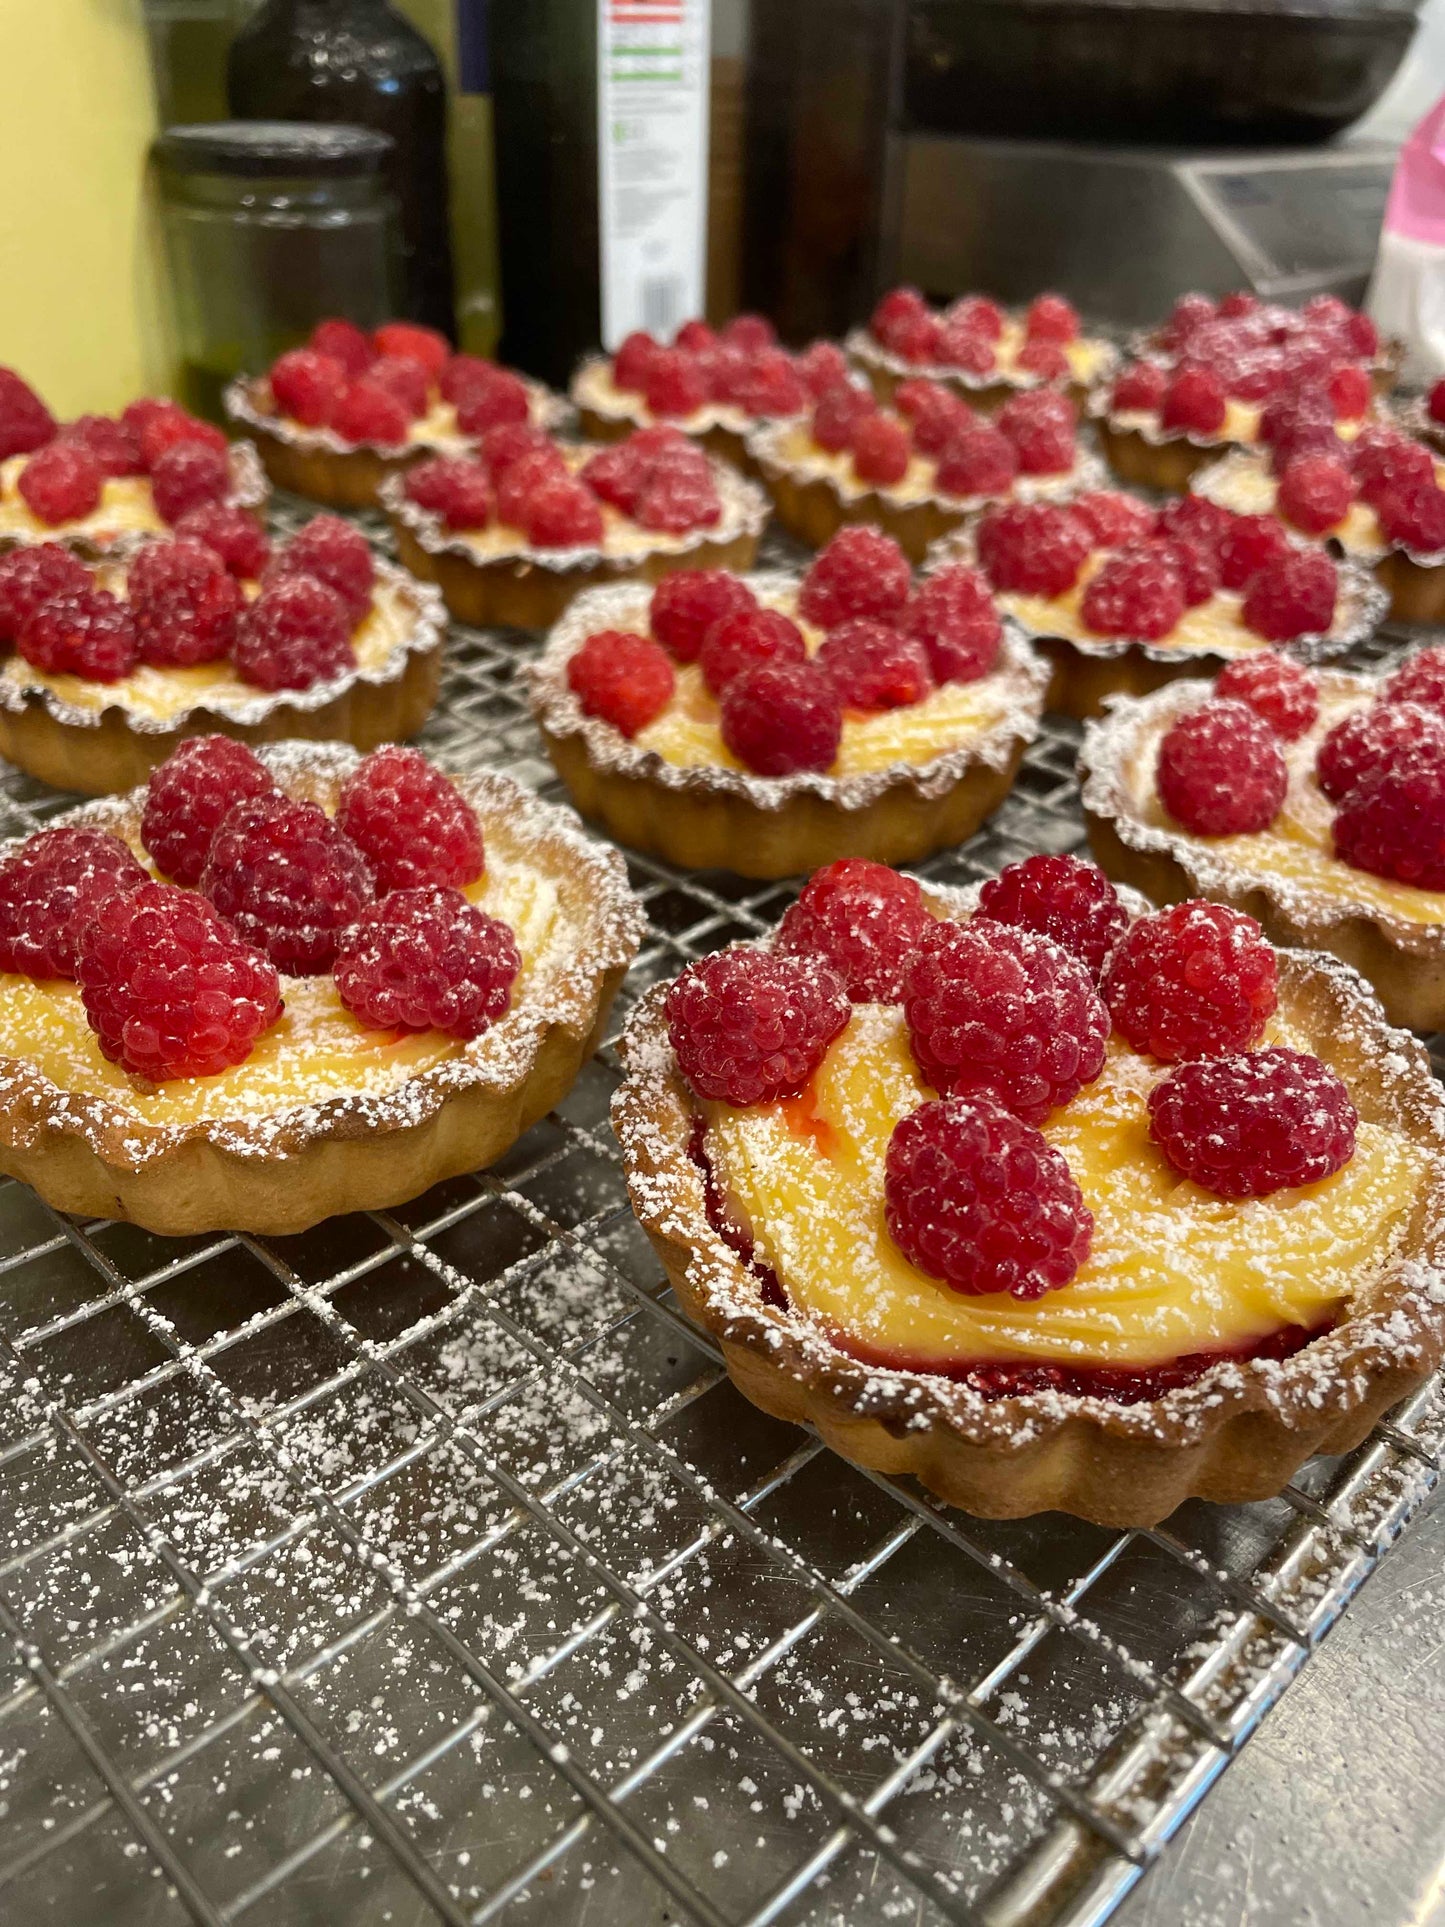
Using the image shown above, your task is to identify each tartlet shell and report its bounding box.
[0,743,645,1235]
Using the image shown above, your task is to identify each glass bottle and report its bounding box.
[226,0,456,336]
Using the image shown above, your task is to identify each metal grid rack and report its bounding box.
[0,531,1440,1927]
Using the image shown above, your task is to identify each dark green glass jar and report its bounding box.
[152,120,402,419]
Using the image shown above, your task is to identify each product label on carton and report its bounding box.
[597,0,711,348]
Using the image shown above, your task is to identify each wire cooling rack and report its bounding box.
[0,523,1439,1927]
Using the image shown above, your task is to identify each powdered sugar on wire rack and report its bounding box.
[0,499,1438,1927]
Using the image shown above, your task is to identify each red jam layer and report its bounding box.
[689,1125,1328,1404]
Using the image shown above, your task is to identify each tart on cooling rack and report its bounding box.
[0,514,445,794]
[225,317,567,512]
[846,287,1118,411]
[748,381,1101,565]
[0,737,642,1235]
[931,490,1386,719]
[0,380,267,559]
[570,312,851,469]
[382,426,767,630]
[1193,422,1445,625]
[615,855,1445,1527]
[1081,647,1445,1033]
[527,528,1047,877]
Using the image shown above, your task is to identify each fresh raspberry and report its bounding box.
[884,1095,1092,1298]
[1333,737,1445,889]
[269,347,347,428]
[934,424,1018,499]
[335,746,485,895]
[371,321,449,377]
[817,618,933,712]
[128,538,243,667]
[612,331,660,391]
[1277,454,1355,534]
[141,736,277,886]
[174,503,271,579]
[724,314,777,354]
[1241,548,1336,642]
[976,501,1090,597]
[135,404,228,470]
[119,397,176,445]
[496,445,570,523]
[1156,698,1287,835]
[0,368,56,460]
[366,353,430,420]
[796,341,850,399]
[650,569,756,662]
[440,353,507,407]
[77,881,281,1081]
[945,295,1006,341]
[479,421,554,478]
[333,886,520,1039]
[18,442,103,525]
[1148,535,1219,607]
[1080,546,1186,640]
[810,383,875,454]
[699,607,806,697]
[1382,646,1445,714]
[703,341,751,407]
[776,860,930,1002]
[995,390,1076,474]
[1024,293,1080,343]
[1215,513,1293,590]
[1070,490,1154,549]
[576,424,687,510]
[902,565,1001,683]
[1374,477,1445,555]
[1153,495,1232,557]
[0,827,147,978]
[632,458,721,534]
[734,348,807,419]
[332,378,411,447]
[976,854,1127,981]
[891,309,947,365]
[1327,363,1372,419]
[798,527,911,629]
[567,629,675,736]
[18,588,137,681]
[1160,365,1227,435]
[1016,337,1069,382]
[308,317,373,379]
[61,415,144,478]
[1160,293,1215,351]
[1316,699,1445,801]
[202,792,374,975]
[1102,901,1277,1062]
[1353,430,1435,509]
[232,575,353,692]
[643,348,708,419]
[850,413,911,486]
[1342,311,1378,357]
[935,318,996,374]
[1219,290,1261,319]
[721,660,843,776]
[452,365,531,435]
[870,287,930,349]
[150,441,231,525]
[1110,361,1168,413]
[523,476,606,547]
[274,516,374,626]
[894,379,973,457]
[401,454,491,530]
[1216,652,1319,740]
[901,919,1109,1124]
[1430,377,1445,428]
[0,544,90,642]
[675,319,718,353]
[1149,1049,1357,1198]
[665,948,850,1106]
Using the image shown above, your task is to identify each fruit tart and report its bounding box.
[570,312,852,469]
[1193,420,1445,624]
[1081,646,1445,1033]
[0,514,445,794]
[930,491,1386,719]
[616,856,1445,1526]
[0,374,267,559]
[528,528,1048,877]
[381,425,767,630]
[846,287,1118,411]
[748,381,1102,565]
[0,737,642,1234]
[225,318,567,512]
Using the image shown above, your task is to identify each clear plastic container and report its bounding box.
[152,120,402,419]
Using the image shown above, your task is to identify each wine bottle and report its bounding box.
[227,0,457,336]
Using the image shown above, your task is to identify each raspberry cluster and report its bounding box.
[6,386,234,531]
[868,286,1081,377]
[609,312,843,422]
[812,378,1081,499]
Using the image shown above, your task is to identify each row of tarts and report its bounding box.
[1,292,1444,1535]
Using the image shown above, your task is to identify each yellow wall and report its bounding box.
[0,0,170,416]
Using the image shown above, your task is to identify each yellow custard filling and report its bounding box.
[1197,452,1445,559]
[0,457,167,544]
[705,1002,1424,1369]
[0,827,563,1128]
[1004,550,1264,656]
[772,421,1088,509]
